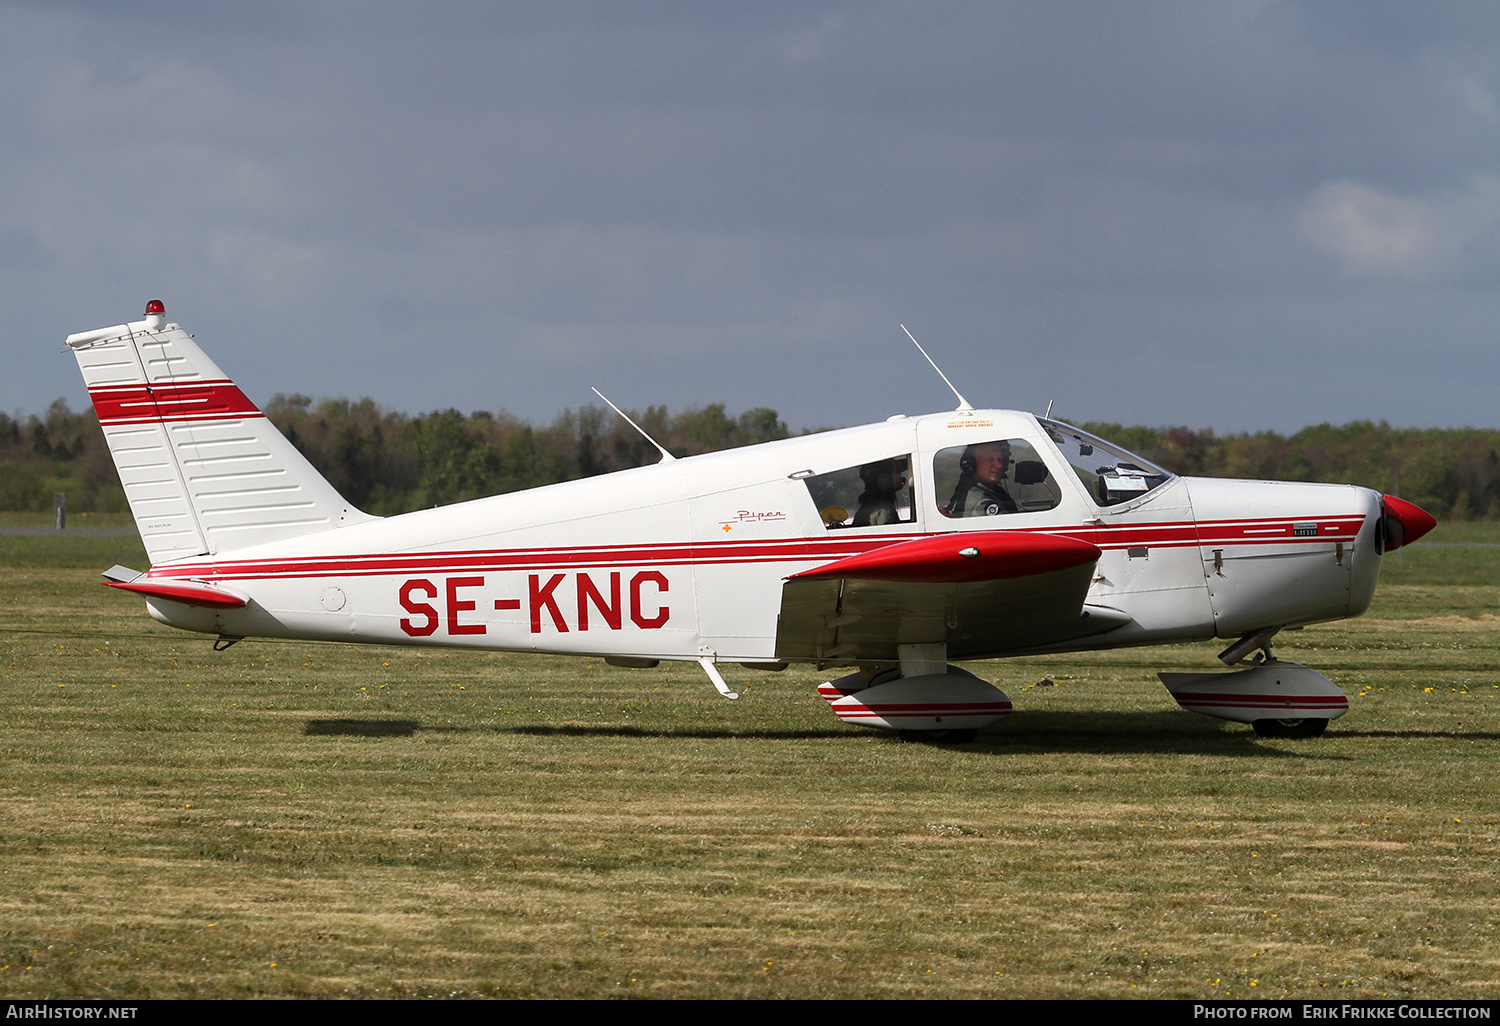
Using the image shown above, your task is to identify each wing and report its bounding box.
[773,531,1130,666]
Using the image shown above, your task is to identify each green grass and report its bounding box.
[0,531,1496,998]
[0,511,136,530]
[0,534,147,571]
[1412,521,1500,545]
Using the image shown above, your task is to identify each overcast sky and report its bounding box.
[6,1,1500,433]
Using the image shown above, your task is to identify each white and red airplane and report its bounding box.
[65,301,1436,742]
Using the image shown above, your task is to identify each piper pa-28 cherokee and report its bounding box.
[66,301,1436,742]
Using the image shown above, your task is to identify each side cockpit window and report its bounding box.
[801,455,915,529]
[933,438,1061,518]
[1039,419,1172,507]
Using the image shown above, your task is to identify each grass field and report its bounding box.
[0,524,1496,999]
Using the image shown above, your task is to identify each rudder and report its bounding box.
[65,300,375,564]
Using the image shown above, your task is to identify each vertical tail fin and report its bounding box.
[65,301,375,565]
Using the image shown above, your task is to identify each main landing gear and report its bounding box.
[816,644,1011,743]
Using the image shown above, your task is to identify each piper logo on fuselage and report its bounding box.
[398,571,669,637]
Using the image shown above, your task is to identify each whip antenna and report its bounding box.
[591,387,675,463]
[901,324,973,412]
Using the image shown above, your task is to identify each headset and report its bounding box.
[959,441,1011,477]
[859,457,909,496]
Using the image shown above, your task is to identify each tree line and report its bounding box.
[0,396,792,516]
[2,396,1495,521]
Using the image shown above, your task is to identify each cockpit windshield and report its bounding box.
[1039,419,1173,508]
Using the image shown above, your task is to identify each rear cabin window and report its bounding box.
[933,438,1061,518]
[801,455,915,529]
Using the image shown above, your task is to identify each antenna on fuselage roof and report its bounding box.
[590,387,676,463]
[900,324,973,413]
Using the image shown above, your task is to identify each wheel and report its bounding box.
[1252,718,1328,739]
[899,728,978,743]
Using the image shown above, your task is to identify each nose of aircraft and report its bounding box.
[1380,494,1438,552]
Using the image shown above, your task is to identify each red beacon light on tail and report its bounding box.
[143,299,166,332]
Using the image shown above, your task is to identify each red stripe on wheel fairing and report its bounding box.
[1170,692,1348,712]
[832,700,1014,718]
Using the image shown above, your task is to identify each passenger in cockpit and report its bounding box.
[853,457,909,527]
[945,441,1018,517]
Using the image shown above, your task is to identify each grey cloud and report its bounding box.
[2,1,1498,434]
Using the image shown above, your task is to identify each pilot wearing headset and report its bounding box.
[944,440,1019,517]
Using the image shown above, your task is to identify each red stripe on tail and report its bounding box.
[89,380,262,425]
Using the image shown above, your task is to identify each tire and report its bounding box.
[1252,717,1328,739]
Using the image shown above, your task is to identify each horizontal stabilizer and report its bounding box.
[101,564,144,584]
[787,530,1100,584]
[104,577,248,609]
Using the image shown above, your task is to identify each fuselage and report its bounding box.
[136,407,1387,666]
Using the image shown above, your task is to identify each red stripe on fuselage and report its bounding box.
[1062,516,1364,549]
[143,515,1369,584]
[150,537,891,581]
[90,380,262,426]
